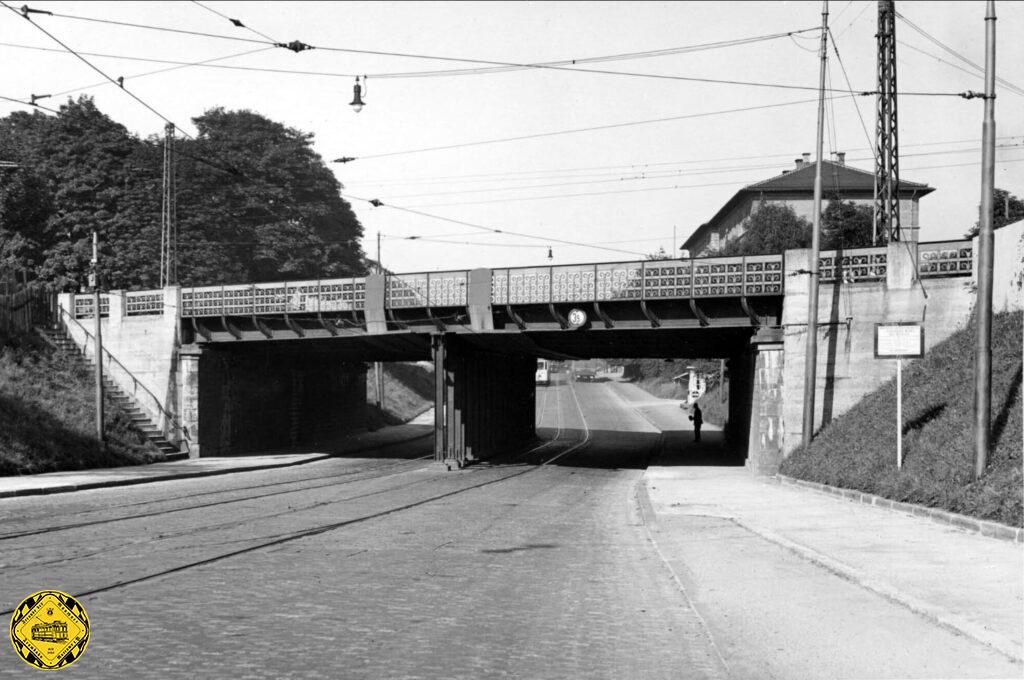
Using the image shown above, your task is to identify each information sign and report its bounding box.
[874,323,924,359]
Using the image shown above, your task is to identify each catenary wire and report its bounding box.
[895,10,1024,96]
[342,194,648,257]
[190,0,279,43]
[398,154,1024,209]
[345,96,846,162]
[342,135,1021,187]
[0,29,822,82]
[46,47,276,98]
[357,145,1022,202]
[3,2,194,139]
[0,93,60,114]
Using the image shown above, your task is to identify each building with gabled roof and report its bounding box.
[682,153,934,256]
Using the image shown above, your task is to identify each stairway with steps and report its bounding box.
[36,326,188,461]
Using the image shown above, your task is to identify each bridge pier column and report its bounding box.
[431,334,536,469]
[746,331,785,475]
[432,334,448,464]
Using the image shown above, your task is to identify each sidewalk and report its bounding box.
[608,378,1024,662]
[0,422,433,499]
[641,444,1024,663]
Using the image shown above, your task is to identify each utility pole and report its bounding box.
[802,0,829,452]
[160,123,177,287]
[91,230,105,444]
[874,0,901,244]
[375,232,384,411]
[973,0,997,480]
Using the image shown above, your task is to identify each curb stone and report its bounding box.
[0,431,433,500]
[775,474,1023,544]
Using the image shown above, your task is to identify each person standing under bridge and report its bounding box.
[689,403,703,443]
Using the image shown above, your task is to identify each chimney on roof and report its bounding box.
[794,157,803,169]
[802,152,811,164]
[836,151,846,166]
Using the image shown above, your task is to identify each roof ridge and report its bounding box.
[744,159,931,191]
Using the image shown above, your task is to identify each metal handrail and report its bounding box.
[57,306,190,452]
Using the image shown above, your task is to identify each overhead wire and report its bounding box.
[190,0,279,43]
[3,2,194,139]
[364,29,824,79]
[342,135,1022,187]
[0,30,828,84]
[397,152,1024,210]
[11,7,984,99]
[30,7,272,47]
[897,38,1024,98]
[0,93,59,114]
[344,96,847,162]
[46,47,276,99]
[342,193,648,257]
[355,145,1023,203]
[895,10,1024,96]
[829,28,877,163]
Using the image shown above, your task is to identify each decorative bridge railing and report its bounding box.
[70,241,974,320]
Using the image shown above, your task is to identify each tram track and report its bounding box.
[0,450,438,542]
[0,376,594,616]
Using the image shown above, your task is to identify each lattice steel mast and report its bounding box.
[874,0,901,243]
[160,123,177,287]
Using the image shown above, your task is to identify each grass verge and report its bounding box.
[781,310,1022,527]
[0,330,161,475]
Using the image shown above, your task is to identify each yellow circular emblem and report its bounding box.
[9,590,90,670]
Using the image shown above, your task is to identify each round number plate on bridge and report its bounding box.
[567,308,588,329]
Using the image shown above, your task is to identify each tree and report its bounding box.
[645,246,671,260]
[821,195,874,250]
[964,188,1024,237]
[715,202,812,256]
[173,108,365,285]
[0,98,367,290]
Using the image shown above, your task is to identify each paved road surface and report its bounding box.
[0,375,1019,679]
[0,376,723,679]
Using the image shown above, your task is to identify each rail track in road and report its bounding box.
[0,377,593,616]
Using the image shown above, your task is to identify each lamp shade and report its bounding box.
[350,78,365,112]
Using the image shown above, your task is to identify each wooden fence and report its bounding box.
[0,283,57,336]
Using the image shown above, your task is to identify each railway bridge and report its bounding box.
[58,234,1005,473]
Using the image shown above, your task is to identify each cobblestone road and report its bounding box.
[0,376,725,679]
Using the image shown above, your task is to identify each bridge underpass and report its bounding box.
[58,239,982,472]
[175,320,776,469]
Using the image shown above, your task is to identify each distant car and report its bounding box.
[574,369,597,382]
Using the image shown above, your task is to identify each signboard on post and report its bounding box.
[874,323,924,358]
[874,323,924,470]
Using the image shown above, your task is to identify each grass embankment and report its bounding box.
[366,362,434,430]
[0,331,160,475]
[782,310,1023,527]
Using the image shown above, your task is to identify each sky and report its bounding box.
[1,1,1022,274]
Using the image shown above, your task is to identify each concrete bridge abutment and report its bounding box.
[176,344,367,457]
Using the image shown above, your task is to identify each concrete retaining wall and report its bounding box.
[780,243,976,458]
[59,288,180,441]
